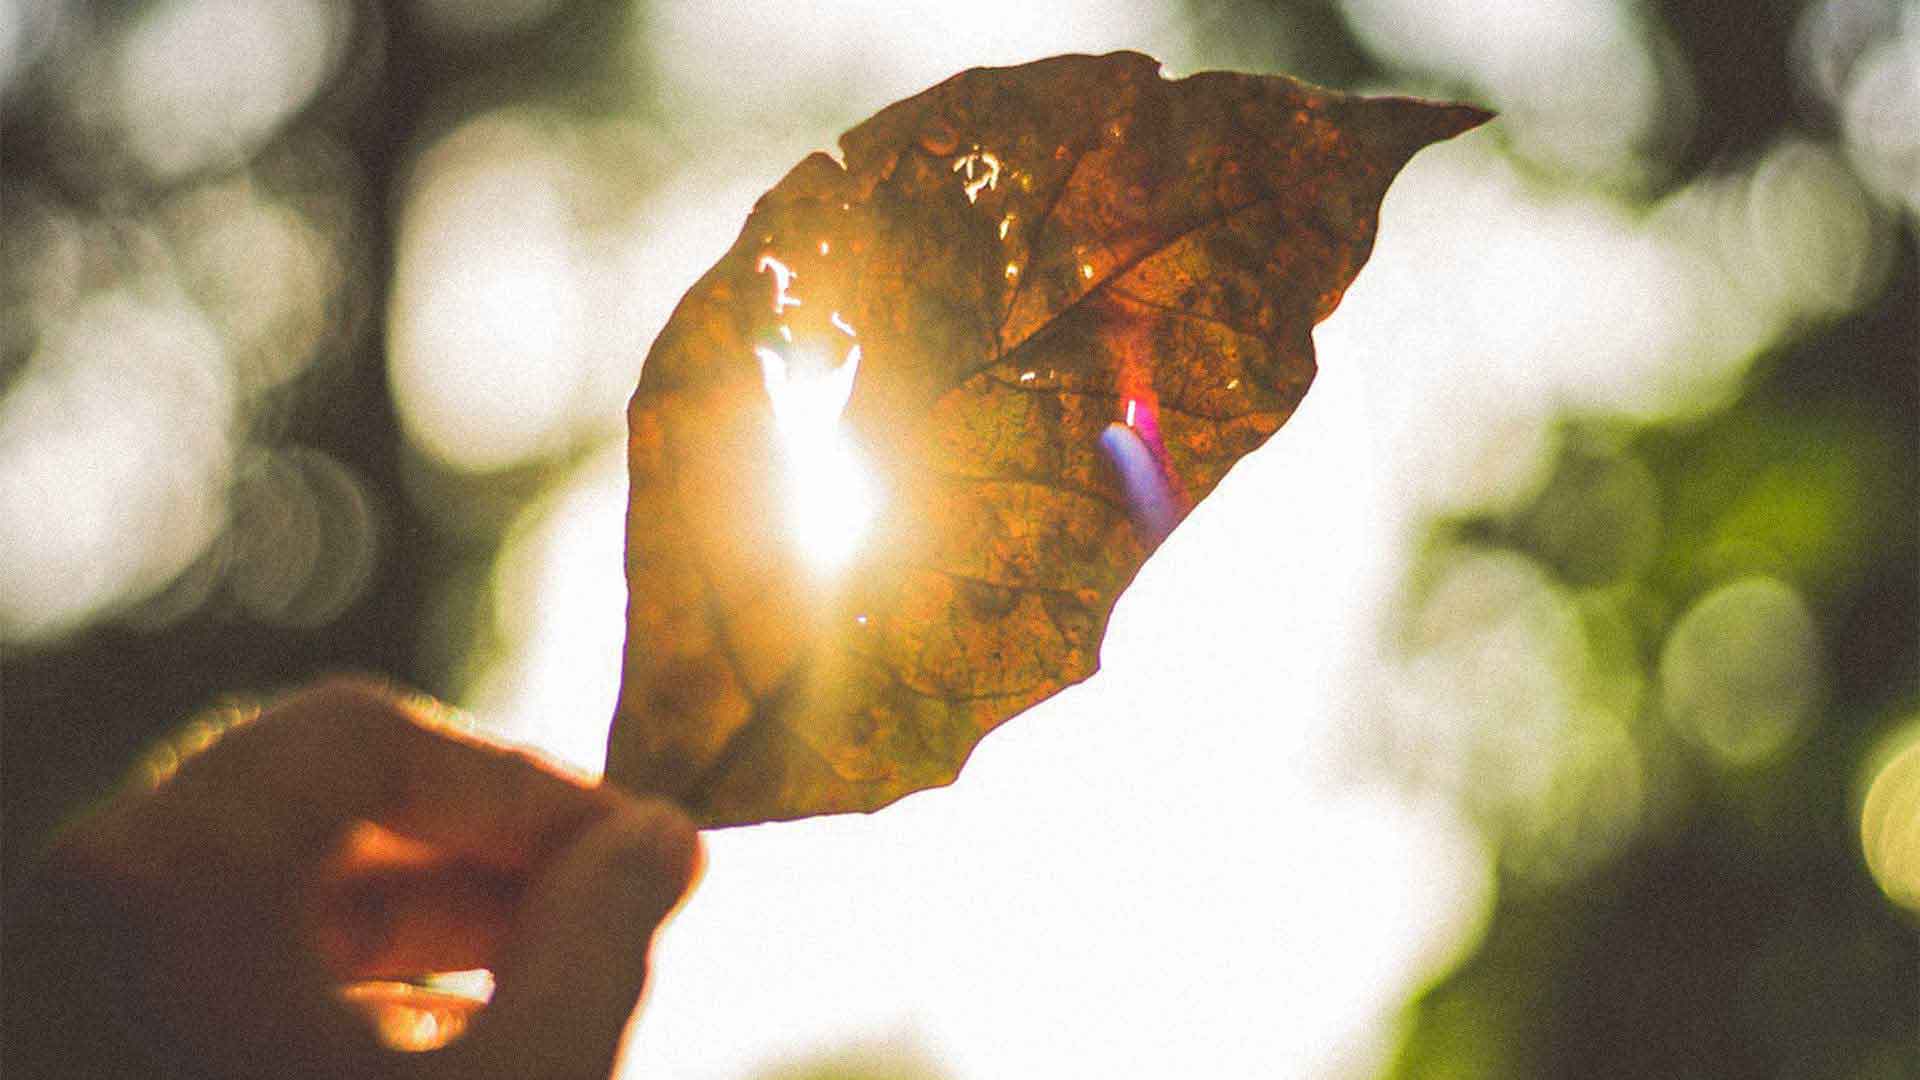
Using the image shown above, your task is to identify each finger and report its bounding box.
[307,861,521,979]
[305,822,521,978]
[167,676,621,872]
[444,798,701,1080]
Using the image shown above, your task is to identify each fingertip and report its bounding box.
[594,799,704,923]
[458,798,699,1077]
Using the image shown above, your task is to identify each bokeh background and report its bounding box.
[4,0,1916,1076]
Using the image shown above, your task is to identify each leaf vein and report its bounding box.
[991,180,1306,379]
[916,467,1130,517]
[901,560,1101,606]
[996,140,1093,345]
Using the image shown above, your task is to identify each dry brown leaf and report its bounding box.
[609,51,1489,826]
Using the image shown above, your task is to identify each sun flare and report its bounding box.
[753,341,876,574]
[753,255,876,574]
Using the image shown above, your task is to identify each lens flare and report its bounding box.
[1100,396,1181,544]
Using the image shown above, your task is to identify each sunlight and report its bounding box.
[753,339,876,575]
[750,252,879,575]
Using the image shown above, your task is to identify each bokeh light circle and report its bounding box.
[1659,576,1822,767]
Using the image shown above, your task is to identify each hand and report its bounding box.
[4,677,701,1079]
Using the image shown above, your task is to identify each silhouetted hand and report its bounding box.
[4,677,700,1079]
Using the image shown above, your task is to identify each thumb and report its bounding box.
[443,798,701,1080]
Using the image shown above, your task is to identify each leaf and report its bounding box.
[609,51,1488,826]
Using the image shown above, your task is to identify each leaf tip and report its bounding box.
[1435,102,1497,139]
[1345,94,1496,169]
[1382,97,1496,147]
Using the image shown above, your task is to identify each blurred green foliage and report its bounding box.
[1386,249,1916,1079]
